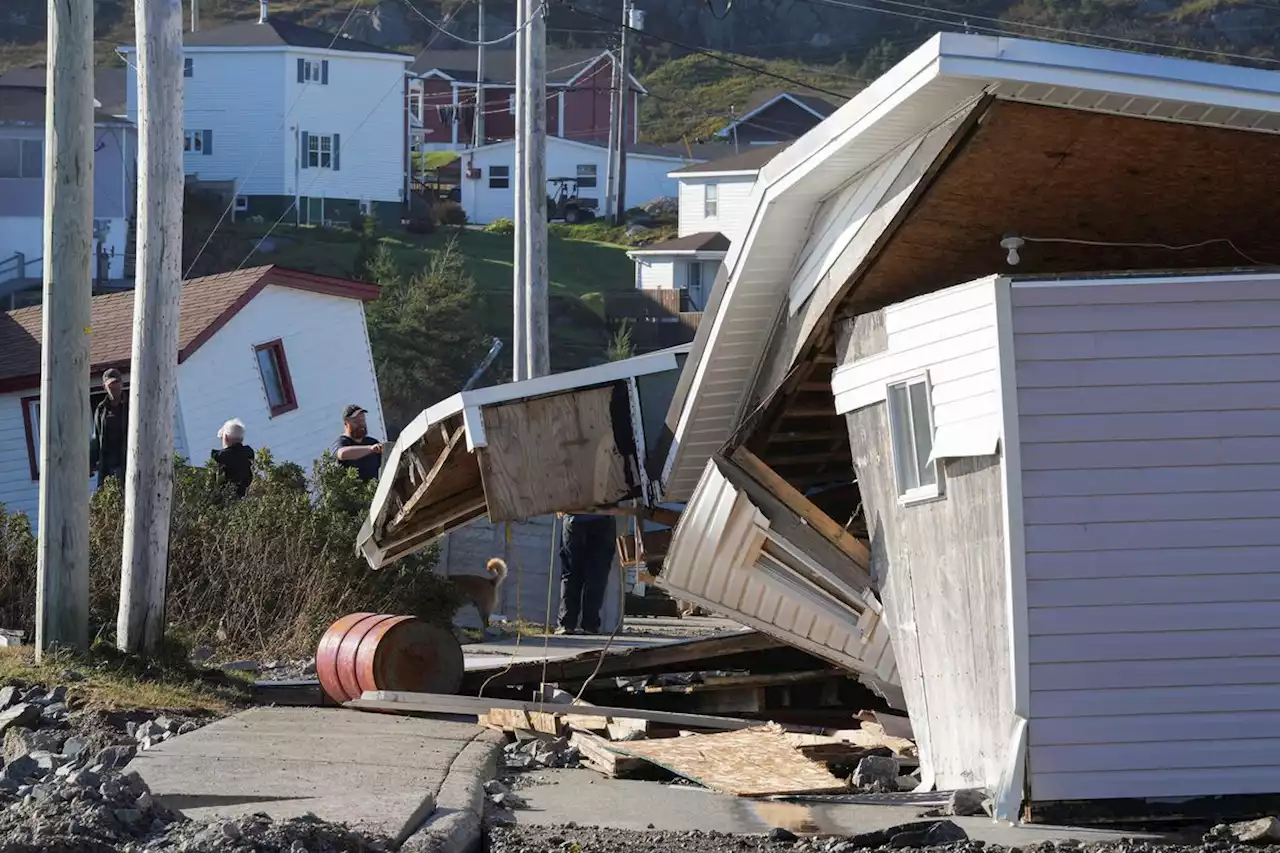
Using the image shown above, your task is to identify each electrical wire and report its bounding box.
[1020,235,1269,265]
[398,0,547,46]
[801,0,1280,67]
[561,1,862,98]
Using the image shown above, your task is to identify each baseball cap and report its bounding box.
[342,404,367,420]
[102,368,123,383]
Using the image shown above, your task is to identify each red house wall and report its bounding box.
[560,58,635,145]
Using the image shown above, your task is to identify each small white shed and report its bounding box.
[457,136,696,224]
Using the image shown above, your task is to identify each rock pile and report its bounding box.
[502,736,579,772]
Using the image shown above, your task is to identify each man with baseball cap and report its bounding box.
[92,368,129,487]
[332,404,383,481]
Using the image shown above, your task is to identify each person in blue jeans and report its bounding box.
[557,513,616,635]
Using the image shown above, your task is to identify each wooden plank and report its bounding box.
[609,724,848,797]
[479,384,632,522]
[351,692,758,731]
[483,707,533,731]
[529,711,564,736]
[733,447,871,570]
[570,730,647,778]
[459,629,786,692]
[389,425,467,530]
[606,717,649,742]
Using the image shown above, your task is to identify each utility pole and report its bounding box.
[190,0,198,32]
[603,49,619,224]
[118,0,185,655]
[36,0,95,660]
[525,0,549,378]
[512,0,527,381]
[473,0,485,148]
[615,0,636,226]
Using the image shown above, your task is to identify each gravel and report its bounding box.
[485,825,1280,853]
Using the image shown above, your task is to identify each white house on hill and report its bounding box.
[628,144,785,308]
[121,7,412,228]
[0,266,385,529]
[457,136,699,225]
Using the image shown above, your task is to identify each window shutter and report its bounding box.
[321,60,329,85]
[300,131,309,168]
[332,134,340,171]
[297,58,305,83]
[202,129,212,156]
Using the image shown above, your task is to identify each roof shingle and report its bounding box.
[123,17,409,57]
[0,266,379,391]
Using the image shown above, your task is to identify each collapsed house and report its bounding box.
[654,33,1280,822]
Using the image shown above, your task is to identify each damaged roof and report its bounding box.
[661,31,1280,503]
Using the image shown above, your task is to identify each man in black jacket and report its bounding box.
[92,368,128,488]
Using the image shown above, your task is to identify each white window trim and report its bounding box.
[887,373,943,506]
[308,133,334,169]
[234,195,249,212]
[0,137,43,179]
[703,183,718,218]
[183,129,204,154]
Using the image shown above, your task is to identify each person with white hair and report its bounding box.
[211,418,254,497]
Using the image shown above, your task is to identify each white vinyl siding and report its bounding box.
[832,277,1001,461]
[178,285,384,472]
[633,257,676,290]
[676,175,755,239]
[1010,273,1280,803]
[129,51,289,196]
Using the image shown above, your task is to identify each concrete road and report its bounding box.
[133,707,502,845]
[505,769,1169,846]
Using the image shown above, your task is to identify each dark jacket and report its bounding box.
[91,394,129,475]
[211,444,255,497]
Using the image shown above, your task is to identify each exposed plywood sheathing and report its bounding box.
[478,383,632,522]
[610,724,848,796]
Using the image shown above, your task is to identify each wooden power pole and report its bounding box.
[473,0,485,148]
[36,0,96,659]
[118,0,185,655]
[615,0,635,226]
[512,0,528,381]
[604,49,619,224]
[525,0,549,378]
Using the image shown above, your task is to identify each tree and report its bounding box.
[607,319,634,362]
[365,240,492,434]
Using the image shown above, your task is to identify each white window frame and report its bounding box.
[308,133,333,169]
[576,163,598,188]
[183,130,204,154]
[886,374,942,505]
[489,165,510,189]
[303,59,322,83]
[703,183,718,218]
[234,195,249,212]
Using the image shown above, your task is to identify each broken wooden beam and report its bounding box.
[570,730,648,778]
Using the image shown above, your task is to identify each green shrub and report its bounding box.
[1,452,460,661]
[484,218,515,235]
[433,201,468,227]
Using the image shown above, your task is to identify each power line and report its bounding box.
[397,0,547,46]
[801,0,1280,67]
[560,1,865,98]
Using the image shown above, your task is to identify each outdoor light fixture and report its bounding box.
[1000,233,1025,266]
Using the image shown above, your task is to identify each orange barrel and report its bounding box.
[315,613,464,703]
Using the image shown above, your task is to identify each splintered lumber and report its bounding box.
[608,723,848,797]
[570,730,647,778]
[459,630,787,692]
[350,691,757,732]
[607,717,649,742]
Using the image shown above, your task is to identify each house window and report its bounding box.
[23,383,127,481]
[576,164,597,189]
[887,377,939,502]
[489,165,510,189]
[704,183,718,218]
[183,57,193,78]
[0,138,43,178]
[183,130,212,155]
[254,340,298,417]
[308,134,331,169]
[234,195,249,212]
[299,58,328,84]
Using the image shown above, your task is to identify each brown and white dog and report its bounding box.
[451,558,508,630]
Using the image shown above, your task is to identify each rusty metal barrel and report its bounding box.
[316,613,464,703]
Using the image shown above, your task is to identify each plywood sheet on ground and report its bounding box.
[610,723,847,797]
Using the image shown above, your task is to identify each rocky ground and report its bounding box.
[0,678,391,852]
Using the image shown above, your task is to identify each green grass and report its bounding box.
[0,646,250,714]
